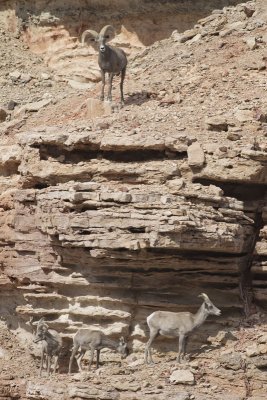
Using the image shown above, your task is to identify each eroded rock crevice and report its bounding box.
[193,179,267,315]
[239,211,264,317]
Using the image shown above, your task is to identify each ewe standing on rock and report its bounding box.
[145,293,221,364]
[81,25,127,104]
[69,329,128,373]
[33,318,62,376]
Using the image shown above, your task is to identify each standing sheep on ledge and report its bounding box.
[81,25,127,104]
[33,318,62,376]
[145,293,221,364]
[69,329,128,373]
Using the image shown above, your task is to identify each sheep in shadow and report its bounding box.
[33,318,62,376]
[69,329,128,373]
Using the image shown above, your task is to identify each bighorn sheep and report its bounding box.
[33,318,62,376]
[81,25,127,104]
[145,293,221,364]
[69,329,128,373]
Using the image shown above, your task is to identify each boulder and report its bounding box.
[169,370,195,385]
[187,141,205,168]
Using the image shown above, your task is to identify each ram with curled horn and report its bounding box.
[81,25,127,104]
[33,318,62,376]
[144,293,221,364]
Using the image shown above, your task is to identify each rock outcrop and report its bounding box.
[0,123,262,347]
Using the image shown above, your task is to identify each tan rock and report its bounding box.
[205,116,229,132]
[245,36,258,50]
[246,344,260,357]
[187,141,205,168]
[169,370,195,385]
[235,109,254,122]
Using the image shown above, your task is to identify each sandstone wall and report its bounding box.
[0,124,265,354]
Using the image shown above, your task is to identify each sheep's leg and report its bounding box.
[96,349,100,369]
[39,349,44,377]
[88,347,95,370]
[107,73,114,102]
[120,67,126,104]
[47,355,51,376]
[53,355,59,374]
[76,349,86,372]
[44,354,48,370]
[177,334,185,363]
[100,70,105,101]
[68,345,79,374]
[145,329,158,364]
[182,336,189,361]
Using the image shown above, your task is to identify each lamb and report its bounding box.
[68,329,128,373]
[81,25,127,104]
[33,318,62,376]
[145,293,221,364]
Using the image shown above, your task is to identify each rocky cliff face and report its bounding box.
[1,0,267,399]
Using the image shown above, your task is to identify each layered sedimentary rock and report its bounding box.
[0,125,266,355]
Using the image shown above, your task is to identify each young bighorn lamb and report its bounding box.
[68,329,128,373]
[145,293,221,364]
[33,318,62,376]
[81,25,127,104]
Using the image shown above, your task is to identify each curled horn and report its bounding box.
[81,29,98,45]
[198,293,210,302]
[99,25,115,41]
